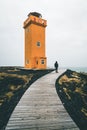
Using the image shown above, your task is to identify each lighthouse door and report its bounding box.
[34,57,38,68]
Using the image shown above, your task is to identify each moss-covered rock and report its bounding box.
[0,67,53,129]
[56,69,87,130]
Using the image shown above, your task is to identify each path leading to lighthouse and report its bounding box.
[6,70,79,130]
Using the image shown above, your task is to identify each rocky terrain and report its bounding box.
[0,67,53,129]
[56,69,87,130]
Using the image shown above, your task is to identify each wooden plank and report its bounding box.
[6,70,79,130]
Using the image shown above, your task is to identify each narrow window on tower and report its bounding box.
[37,41,41,47]
[41,59,44,64]
[36,60,38,64]
[26,60,29,64]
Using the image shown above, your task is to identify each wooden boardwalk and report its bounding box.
[6,70,79,130]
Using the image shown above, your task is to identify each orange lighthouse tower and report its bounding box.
[23,12,47,69]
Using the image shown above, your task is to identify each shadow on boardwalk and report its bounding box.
[6,70,79,130]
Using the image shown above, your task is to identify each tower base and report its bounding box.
[25,57,47,69]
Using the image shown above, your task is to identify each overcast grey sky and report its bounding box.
[0,0,87,68]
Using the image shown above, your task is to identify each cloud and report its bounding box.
[0,0,87,67]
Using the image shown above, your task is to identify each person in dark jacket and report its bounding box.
[54,61,58,73]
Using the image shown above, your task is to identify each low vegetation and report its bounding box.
[0,67,53,129]
[56,69,87,130]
